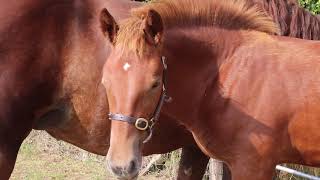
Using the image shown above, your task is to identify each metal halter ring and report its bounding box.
[135,118,149,131]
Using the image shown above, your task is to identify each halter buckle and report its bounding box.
[135,118,149,131]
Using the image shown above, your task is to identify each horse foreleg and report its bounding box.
[230,160,275,180]
[0,122,31,180]
[177,145,209,180]
[222,163,232,180]
[0,141,22,180]
[177,145,232,180]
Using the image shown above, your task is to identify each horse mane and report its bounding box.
[115,0,279,55]
[251,0,320,40]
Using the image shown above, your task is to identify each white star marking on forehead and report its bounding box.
[123,62,131,71]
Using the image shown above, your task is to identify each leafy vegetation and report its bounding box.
[299,0,320,14]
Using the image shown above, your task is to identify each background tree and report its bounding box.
[299,0,320,14]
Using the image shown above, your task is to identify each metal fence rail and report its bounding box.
[276,165,320,180]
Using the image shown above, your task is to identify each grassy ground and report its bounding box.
[11,131,111,180]
[10,130,175,180]
[10,130,320,180]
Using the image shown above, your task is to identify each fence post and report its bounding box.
[209,159,223,180]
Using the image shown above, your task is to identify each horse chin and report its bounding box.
[116,174,138,180]
[120,173,139,180]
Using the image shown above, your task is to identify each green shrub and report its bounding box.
[299,0,320,14]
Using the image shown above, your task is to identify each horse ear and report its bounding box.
[100,8,119,44]
[142,9,163,46]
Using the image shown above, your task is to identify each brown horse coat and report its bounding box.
[30,0,320,156]
[26,0,320,179]
[0,0,212,179]
[0,0,316,179]
[101,0,320,179]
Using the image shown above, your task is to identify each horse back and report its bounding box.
[219,32,320,164]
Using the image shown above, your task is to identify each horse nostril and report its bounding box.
[128,160,137,174]
[111,166,123,176]
[109,161,138,177]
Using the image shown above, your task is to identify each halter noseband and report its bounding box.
[108,56,171,143]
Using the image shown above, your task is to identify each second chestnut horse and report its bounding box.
[0,0,214,179]
[101,0,320,179]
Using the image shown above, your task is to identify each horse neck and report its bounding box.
[50,0,112,128]
[162,27,243,129]
[27,0,110,129]
[36,0,142,155]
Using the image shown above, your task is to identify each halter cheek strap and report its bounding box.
[108,56,171,144]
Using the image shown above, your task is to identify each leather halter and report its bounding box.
[108,56,171,143]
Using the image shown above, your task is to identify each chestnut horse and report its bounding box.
[0,0,216,179]
[101,0,320,179]
[1,0,315,179]
[34,1,319,179]
[28,0,318,179]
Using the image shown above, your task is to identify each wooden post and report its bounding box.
[209,159,223,180]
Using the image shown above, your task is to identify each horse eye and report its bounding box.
[151,81,161,89]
